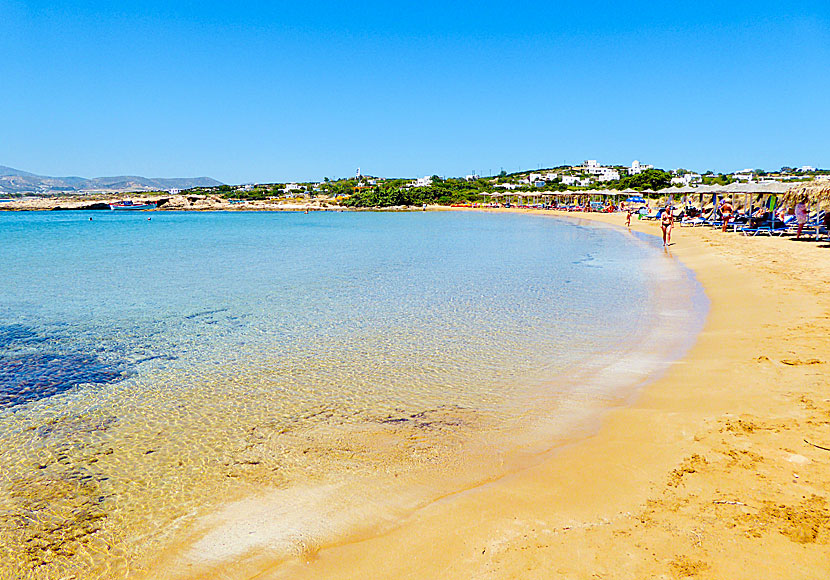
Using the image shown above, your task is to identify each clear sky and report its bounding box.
[1,1,828,183]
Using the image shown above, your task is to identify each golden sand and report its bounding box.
[144,209,830,580]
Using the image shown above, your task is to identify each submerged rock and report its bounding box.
[0,352,126,408]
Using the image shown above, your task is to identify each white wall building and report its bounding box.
[578,160,619,181]
[732,169,754,181]
[628,160,654,175]
[670,173,702,186]
[414,176,433,187]
[561,175,580,186]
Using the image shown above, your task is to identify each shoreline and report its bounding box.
[0,195,444,212]
[192,208,830,579]
[134,210,706,579]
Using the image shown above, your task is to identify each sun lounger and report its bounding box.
[740,225,790,236]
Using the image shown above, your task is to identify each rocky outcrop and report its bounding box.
[52,202,111,210]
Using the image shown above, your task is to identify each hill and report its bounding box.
[0,165,223,195]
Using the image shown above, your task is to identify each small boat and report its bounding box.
[109,200,157,210]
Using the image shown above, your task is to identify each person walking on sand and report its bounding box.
[720,199,733,232]
[661,205,674,246]
[795,198,809,238]
[626,208,632,227]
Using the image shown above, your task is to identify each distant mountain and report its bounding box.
[0,165,223,195]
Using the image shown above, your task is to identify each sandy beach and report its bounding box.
[161,209,829,580]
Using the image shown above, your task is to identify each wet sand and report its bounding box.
[181,209,830,580]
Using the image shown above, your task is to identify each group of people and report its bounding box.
[625,196,822,244]
[722,197,813,237]
[625,205,674,246]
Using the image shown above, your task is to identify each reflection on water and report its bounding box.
[0,211,704,578]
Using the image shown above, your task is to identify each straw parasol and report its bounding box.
[782,180,830,205]
[695,183,725,194]
[720,181,790,194]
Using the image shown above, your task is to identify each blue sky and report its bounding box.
[1,1,828,183]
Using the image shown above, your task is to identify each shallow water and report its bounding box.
[0,210,705,578]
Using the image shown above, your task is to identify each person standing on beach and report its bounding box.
[720,199,733,232]
[795,199,809,238]
[661,205,674,246]
[626,208,632,227]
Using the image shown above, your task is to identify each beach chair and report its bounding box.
[740,224,790,236]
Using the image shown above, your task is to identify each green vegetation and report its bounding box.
[702,173,735,186]
[344,177,490,207]
[604,169,672,191]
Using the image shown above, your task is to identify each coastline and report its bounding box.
[187,208,830,579]
[0,195,432,212]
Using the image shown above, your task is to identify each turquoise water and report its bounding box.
[0,210,705,578]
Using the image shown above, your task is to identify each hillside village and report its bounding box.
[177,160,828,208]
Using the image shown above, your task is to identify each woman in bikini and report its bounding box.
[720,199,733,232]
[661,205,674,246]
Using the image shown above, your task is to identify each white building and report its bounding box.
[285,183,302,191]
[543,172,559,181]
[494,183,519,190]
[799,166,816,172]
[465,174,480,181]
[597,169,620,182]
[578,160,618,182]
[628,160,654,175]
[167,188,181,195]
[670,173,702,186]
[732,169,754,182]
[414,176,433,187]
[561,175,580,186]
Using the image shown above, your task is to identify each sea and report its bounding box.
[0,210,706,578]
